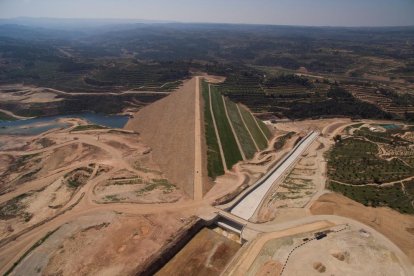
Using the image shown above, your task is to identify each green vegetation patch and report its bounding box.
[256,117,272,140]
[36,137,56,148]
[64,167,93,189]
[210,85,243,169]
[71,124,108,131]
[136,178,175,195]
[0,193,32,222]
[201,80,225,179]
[224,98,257,159]
[0,111,16,121]
[344,123,364,134]
[329,181,414,214]
[238,105,268,150]
[274,132,295,150]
[67,179,81,189]
[108,177,143,185]
[19,167,42,182]
[328,138,413,185]
[354,127,409,144]
[104,194,121,202]
[87,62,188,91]
[8,153,40,173]
[64,167,93,178]
[403,179,414,196]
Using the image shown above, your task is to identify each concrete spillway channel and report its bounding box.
[221,131,319,225]
[153,131,319,275]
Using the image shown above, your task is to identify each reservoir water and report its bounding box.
[0,113,129,135]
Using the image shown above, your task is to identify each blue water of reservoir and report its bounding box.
[380,124,400,130]
[0,113,129,135]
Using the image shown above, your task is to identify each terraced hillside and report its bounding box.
[218,71,392,120]
[201,79,272,178]
[345,84,414,118]
[327,123,414,214]
[219,73,329,116]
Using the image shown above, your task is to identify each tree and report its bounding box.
[333,134,342,143]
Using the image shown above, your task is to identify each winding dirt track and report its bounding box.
[0,77,209,274]
[0,130,210,274]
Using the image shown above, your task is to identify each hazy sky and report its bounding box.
[0,0,413,27]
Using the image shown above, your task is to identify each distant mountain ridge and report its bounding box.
[0,17,176,29]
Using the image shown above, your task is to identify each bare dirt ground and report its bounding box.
[0,125,188,241]
[195,73,226,83]
[11,211,192,276]
[224,221,334,275]
[311,193,414,262]
[125,78,199,198]
[258,224,406,276]
[227,219,412,275]
[0,85,62,104]
[250,119,343,224]
[0,116,214,275]
[2,96,414,276]
[156,227,240,276]
[256,137,329,222]
[93,169,182,204]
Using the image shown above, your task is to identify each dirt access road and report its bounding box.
[194,77,203,200]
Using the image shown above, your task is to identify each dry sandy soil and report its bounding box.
[156,227,240,276]
[248,118,344,224]
[256,136,329,223]
[228,222,409,276]
[0,124,187,237]
[311,193,414,262]
[11,211,192,276]
[224,221,335,275]
[0,85,62,104]
[0,116,201,275]
[281,225,406,276]
[93,168,182,204]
